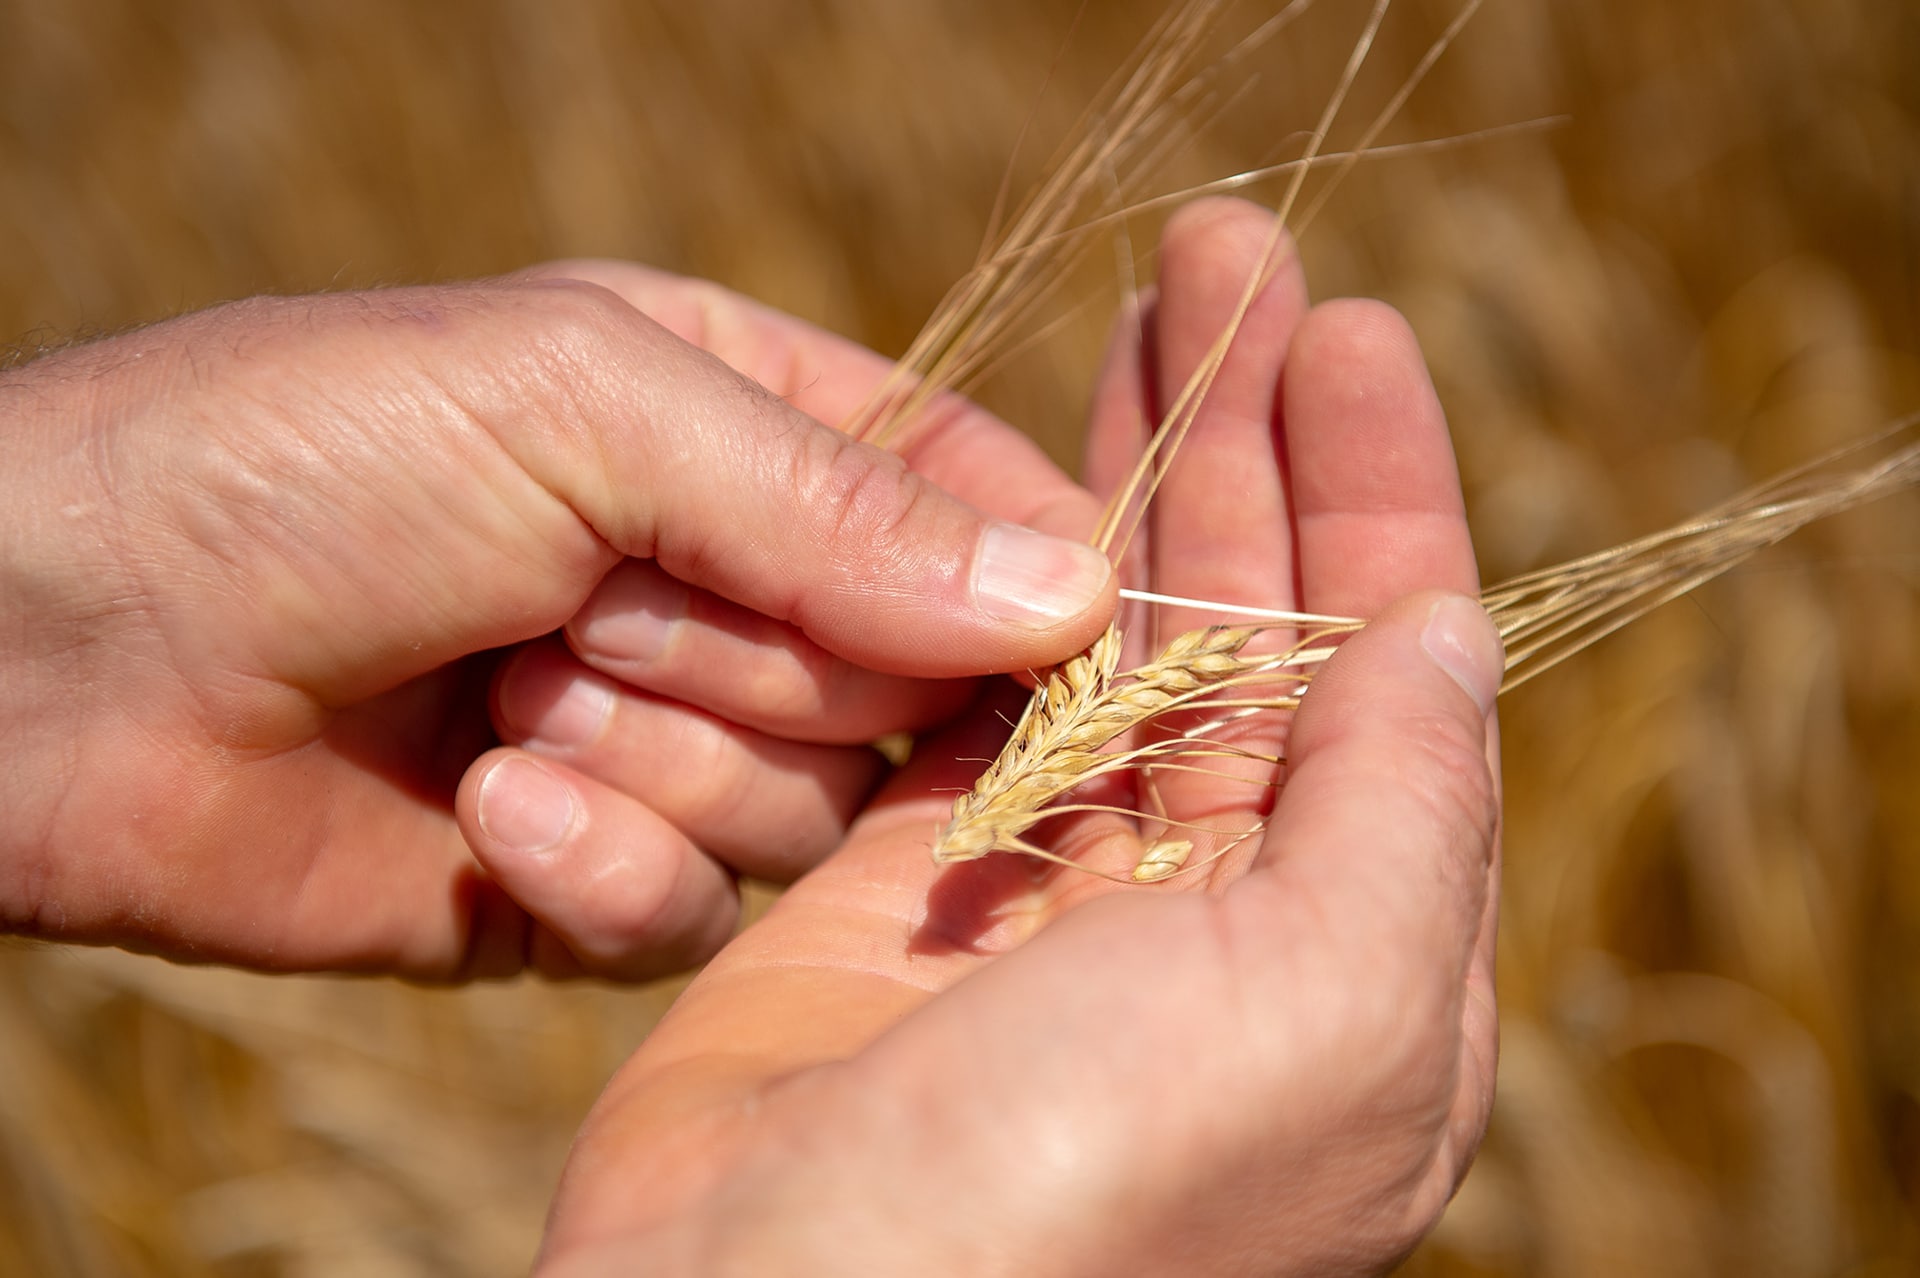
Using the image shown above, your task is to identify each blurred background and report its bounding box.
[2,0,1916,1273]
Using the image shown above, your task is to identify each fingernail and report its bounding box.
[573,568,689,663]
[1421,594,1503,716]
[972,523,1112,628]
[499,662,614,749]
[478,757,576,854]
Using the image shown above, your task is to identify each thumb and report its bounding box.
[1246,591,1502,968]
[494,278,1117,676]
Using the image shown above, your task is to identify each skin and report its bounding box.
[2,261,1115,977]
[534,201,1503,1276]
[1,196,1502,1274]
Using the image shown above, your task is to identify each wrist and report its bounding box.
[550,1094,1024,1278]
[0,346,158,934]
[540,1086,971,1278]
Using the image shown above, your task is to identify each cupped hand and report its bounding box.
[537,198,1503,1276]
[0,268,1113,977]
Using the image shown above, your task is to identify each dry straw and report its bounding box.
[848,0,1920,884]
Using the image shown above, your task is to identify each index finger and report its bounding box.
[522,259,1102,544]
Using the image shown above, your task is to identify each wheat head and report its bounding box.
[854,0,1920,884]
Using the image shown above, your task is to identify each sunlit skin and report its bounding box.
[2,197,1501,1275]
[1,253,1116,977]
[533,199,1504,1276]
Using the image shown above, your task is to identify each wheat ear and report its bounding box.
[930,622,1357,873]
[844,2,1919,883]
[928,422,1920,877]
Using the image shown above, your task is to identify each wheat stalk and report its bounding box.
[1487,419,1920,691]
[849,0,1920,883]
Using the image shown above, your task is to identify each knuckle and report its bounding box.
[1397,707,1499,847]
[660,713,746,829]
[511,272,633,323]
[638,706,782,860]
[797,428,932,565]
[506,277,640,387]
[737,639,837,728]
[573,837,735,978]
[578,855,679,942]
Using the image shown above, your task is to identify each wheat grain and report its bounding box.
[929,620,1357,876]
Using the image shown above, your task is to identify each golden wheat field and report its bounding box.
[3,1,1918,1274]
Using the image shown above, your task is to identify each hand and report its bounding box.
[536,198,1503,1276]
[0,268,1114,977]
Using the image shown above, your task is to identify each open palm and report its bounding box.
[540,199,1503,1277]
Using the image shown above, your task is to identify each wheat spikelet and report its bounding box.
[930,620,1358,872]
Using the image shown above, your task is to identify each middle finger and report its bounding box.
[493,638,887,880]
